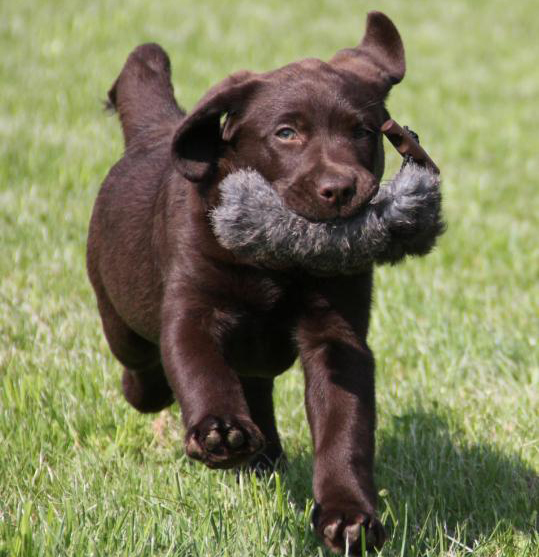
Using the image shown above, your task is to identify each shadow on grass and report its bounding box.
[283,407,538,548]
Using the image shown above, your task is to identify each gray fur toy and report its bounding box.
[211,164,445,275]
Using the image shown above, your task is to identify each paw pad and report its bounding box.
[185,415,263,469]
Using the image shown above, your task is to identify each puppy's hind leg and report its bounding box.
[240,377,286,473]
[121,364,174,414]
[93,283,174,413]
[107,43,185,147]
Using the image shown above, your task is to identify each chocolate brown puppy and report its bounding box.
[87,12,442,554]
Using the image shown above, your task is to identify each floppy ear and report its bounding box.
[330,11,405,91]
[172,71,261,183]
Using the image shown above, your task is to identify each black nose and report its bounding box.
[318,179,356,207]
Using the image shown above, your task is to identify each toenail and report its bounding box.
[323,522,340,541]
[344,522,361,543]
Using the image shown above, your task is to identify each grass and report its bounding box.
[1,0,538,555]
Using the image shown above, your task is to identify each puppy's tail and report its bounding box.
[106,43,185,147]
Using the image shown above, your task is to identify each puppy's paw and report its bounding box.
[185,415,264,469]
[312,504,385,555]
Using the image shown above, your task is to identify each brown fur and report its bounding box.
[87,12,409,554]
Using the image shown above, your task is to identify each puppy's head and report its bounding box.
[172,11,405,222]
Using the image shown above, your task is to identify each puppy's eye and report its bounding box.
[276,127,298,140]
[352,126,369,140]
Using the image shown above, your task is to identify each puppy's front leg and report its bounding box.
[160,297,264,469]
[298,281,385,553]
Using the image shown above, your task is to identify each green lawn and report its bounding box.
[1,0,538,555]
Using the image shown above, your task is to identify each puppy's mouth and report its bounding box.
[211,167,444,275]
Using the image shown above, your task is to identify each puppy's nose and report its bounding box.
[318,179,356,207]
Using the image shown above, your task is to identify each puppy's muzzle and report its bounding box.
[211,164,446,275]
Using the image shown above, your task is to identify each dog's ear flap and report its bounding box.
[172,72,261,183]
[330,11,405,91]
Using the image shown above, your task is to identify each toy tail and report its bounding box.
[106,43,185,147]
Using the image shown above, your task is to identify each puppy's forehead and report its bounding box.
[250,59,382,119]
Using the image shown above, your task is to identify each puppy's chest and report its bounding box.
[211,277,299,376]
